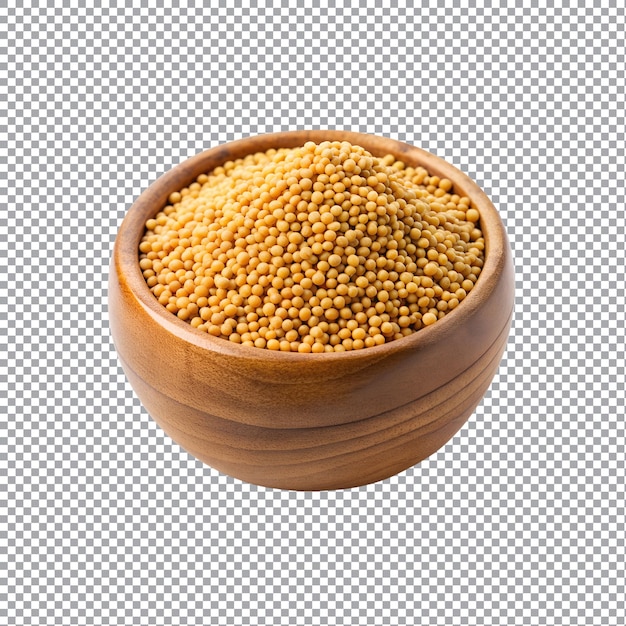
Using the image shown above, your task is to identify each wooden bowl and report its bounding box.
[109,131,514,490]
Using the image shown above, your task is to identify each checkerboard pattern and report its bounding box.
[2,1,625,624]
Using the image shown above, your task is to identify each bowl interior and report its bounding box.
[114,130,509,365]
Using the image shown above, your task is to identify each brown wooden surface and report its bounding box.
[108,130,515,490]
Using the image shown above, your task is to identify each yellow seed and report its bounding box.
[422,312,437,326]
[381,322,394,335]
[465,208,480,223]
[438,178,453,192]
[424,261,439,276]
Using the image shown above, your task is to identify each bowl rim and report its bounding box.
[112,130,510,362]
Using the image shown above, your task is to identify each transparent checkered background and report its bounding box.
[1,1,624,624]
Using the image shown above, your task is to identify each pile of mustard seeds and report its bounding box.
[139,141,484,352]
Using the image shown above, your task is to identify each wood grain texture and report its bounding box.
[108,131,515,490]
